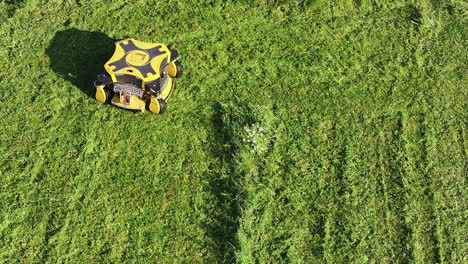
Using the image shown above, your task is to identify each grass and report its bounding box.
[0,0,466,263]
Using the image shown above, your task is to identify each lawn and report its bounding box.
[0,0,466,263]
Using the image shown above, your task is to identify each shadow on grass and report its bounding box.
[207,102,242,262]
[46,28,117,97]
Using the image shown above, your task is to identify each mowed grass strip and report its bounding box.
[425,18,467,263]
[0,0,466,263]
[218,1,466,263]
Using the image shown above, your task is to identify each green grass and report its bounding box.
[0,0,466,263]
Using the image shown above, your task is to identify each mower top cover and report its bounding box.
[94,38,183,114]
[104,39,171,83]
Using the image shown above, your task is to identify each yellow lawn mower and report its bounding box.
[94,38,183,113]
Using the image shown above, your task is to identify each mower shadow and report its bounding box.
[46,29,117,97]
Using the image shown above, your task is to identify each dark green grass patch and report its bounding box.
[1,0,466,263]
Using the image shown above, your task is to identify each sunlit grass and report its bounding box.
[0,0,466,263]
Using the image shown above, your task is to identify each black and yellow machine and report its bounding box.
[94,38,183,113]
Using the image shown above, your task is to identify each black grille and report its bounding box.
[113,83,145,98]
[115,74,143,88]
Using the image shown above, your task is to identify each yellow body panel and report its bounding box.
[111,94,147,111]
[108,80,174,112]
[104,39,170,83]
[95,85,107,103]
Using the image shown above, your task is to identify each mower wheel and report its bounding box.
[95,84,113,104]
[104,87,113,104]
[158,98,167,114]
[174,61,184,78]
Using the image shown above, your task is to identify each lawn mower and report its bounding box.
[94,38,183,113]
